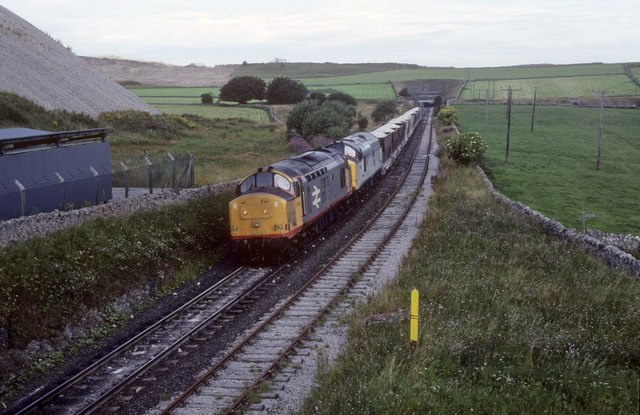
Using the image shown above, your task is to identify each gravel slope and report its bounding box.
[0,5,158,118]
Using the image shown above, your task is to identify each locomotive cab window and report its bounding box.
[274,173,291,192]
[239,175,256,194]
[345,146,357,159]
[256,172,272,187]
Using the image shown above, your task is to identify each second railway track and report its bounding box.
[158,110,436,415]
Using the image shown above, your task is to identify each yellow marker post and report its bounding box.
[410,288,419,347]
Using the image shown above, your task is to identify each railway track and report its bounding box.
[158,111,435,414]
[14,266,281,415]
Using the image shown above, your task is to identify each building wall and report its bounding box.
[0,142,111,220]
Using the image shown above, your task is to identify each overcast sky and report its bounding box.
[3,0,638,68]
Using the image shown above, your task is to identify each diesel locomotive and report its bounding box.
[229,107,423,260]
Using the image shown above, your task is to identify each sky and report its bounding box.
[2,0,639,68]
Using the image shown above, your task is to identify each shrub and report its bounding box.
[357,112,369,130]
[444,131,487,165]
[438,106,458,125]
[286,99,356,140]
[219,76,266,104]
[309,91,327,103]
[371,100,398,123]
[398,87,411,97]
[287,135,312,154]
[266,77,308,105]
[327,92,357,106]
[200,93,214,104]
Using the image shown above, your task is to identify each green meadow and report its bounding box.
[460,75,640,100]
[151,104,271,123]
[456,104,640,235]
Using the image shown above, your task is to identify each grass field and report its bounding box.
[127,86,221,97]
[232,62,423,78]
[151,104,271,123]
[293,63,627,86]
[107,115,289,185]
[300,153,640,414]
[307,83,396,100]
[459,75,640,100]
[456,104,640,235]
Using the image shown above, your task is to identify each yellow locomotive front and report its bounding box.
[229,169,303,257]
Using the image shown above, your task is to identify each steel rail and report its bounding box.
[224,111,434,415]
[14,266,251,415]
[160,110,432,415]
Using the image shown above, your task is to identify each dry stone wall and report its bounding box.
[0,181,238,249]
[478,167,640,278]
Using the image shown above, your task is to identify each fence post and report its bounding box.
[187,152,195,188]
[14,179,26,217]
[144,153,153,194]
[89,166,99,205]
[120,161,129,198]
[167,152,176,190]
[55,172,65,209]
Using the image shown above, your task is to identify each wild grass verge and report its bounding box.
[298,133,640,414]
[0,191,232,350]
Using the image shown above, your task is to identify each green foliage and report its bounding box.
[437,106,458,125]
[200,93,214,104]
[0,91,98,130]
[445,131,487,165]
[309,91,327,103]
[286,99,356,140]
[357,112,369,130]
[327,91,357,106]
[299,162,640,414]
[371,100,398,122]
[398,87,411,97]
[219,76,266,104]
[265,77,308,105]
[0,192,232,348]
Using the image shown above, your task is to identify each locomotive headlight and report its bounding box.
[242,209,248,215]
[233,203,237,209]
[274,201,279,207]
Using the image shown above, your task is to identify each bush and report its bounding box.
[309,91,327,103]
[287,135,312,154]
[398,87,411,97]
[444,131,487,165]
[371,100,398,123]
[286,99,356,140]
[327,92,357,106]
[437,106,458,125]
[357,112,369,130]
[200,93,214,104]
[266,77,308,105]
[219,76,266,104]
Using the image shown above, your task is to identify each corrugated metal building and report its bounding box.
[0,128,112,221]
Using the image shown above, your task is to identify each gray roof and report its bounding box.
[0,128,110,155]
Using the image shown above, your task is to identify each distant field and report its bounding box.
[307,83,396,100]
[293,63,626,85]
[232,62,423,78]
[152,104,271,123]
[128,86,221,97]
[456,104,640,235]
[459,75,640,100]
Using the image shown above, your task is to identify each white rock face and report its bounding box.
[0,5,159,117]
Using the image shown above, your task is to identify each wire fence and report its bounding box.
[0,152,195,221]
[111,152,195,198]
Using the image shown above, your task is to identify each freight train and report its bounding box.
[229,107,423,261]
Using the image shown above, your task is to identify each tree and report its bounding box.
[219,76,266,104]
[200,93,214,104]
[308,91,327,103]
[371,100,398,123]
[398,87,411,97]
[286,99,356,140]
[327,92,357,106]
[266,77,308,105]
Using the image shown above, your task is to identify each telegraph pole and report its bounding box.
[596,90,605,170]
[530,86,537,132]
[502,85,521,162]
